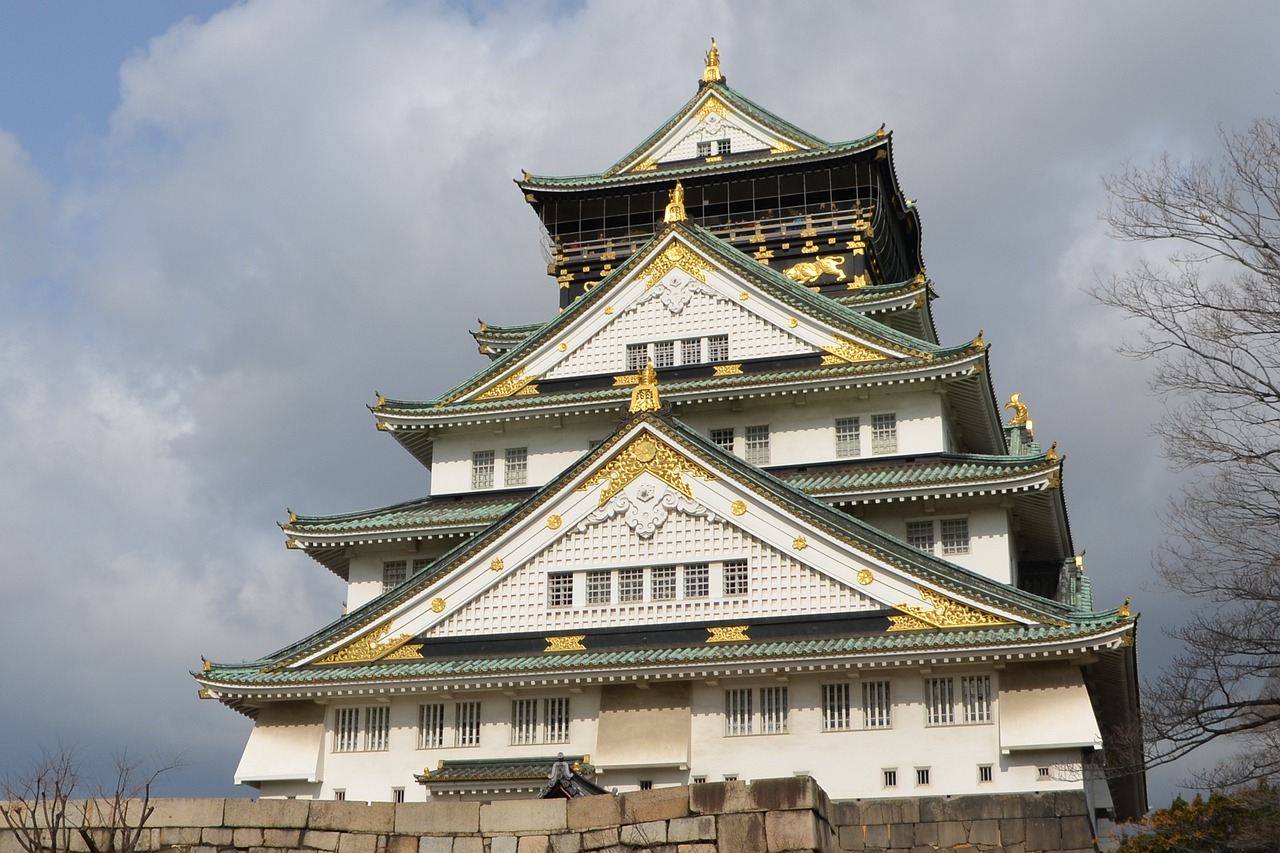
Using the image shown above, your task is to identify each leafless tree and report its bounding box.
[1,745,180,853]
[1095,116,1280,786]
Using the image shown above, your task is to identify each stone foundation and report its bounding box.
[0,778,1098,853]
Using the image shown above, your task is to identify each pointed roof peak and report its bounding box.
[702,37,724,86]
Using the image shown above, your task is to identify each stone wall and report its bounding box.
[0,778,1098,853]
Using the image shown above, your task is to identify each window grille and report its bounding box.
[710,428,734,453]
[392,788,405,804]
[505,447,528,487]
[916,767,931,786]
[382,560,407,590]
[626,343,647,372]
[364,706,390,751]
[925,677,955,726]
[906,520,935,554]
[472,450,495,489]
[697,141,712,157]
[723,559,749,596]
[708,334,729,362]
[651,565,676,601]
[745,425,770,464]
[760,686,789,734]
[724,688,753,736]
[619,567,644,602]
[544,698,571,744]
[1038,766,1052,780]
[692,776,707,784]
[412,557,431,575]
[979,765,993,783]
[722,774,738,782]
[961,675,992,723]
[334,707,360,753]
[822,683,851,731]
[862,680,892,729]
[455,702,481,747]
[639,780,653,791]
[418,703,445,749]
[871,413,897,454]
[684,563,710,598]
[715,139,731,156]
[548,572,574,608]
[681,338,702,365]
[654,340,675,368]
[835,417,861,458]
[511,699,539,745]
[586,570,612,605]
[333,790,346,801]
[882,769,897,788]
[941,518,970,555]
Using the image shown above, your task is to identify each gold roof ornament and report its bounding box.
[703,38,722,83]
[1005,392,1029,426]
[663,181,687,223]
[629,360,661,413]
[876,122,887,138]
[1045,441,1059,462]
[973,329,986,350]
[1120,597,1132,618]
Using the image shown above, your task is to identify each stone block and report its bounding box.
[479,800,566,835]
[619,821,666,846]
[549,833,581,853]
[566,795,623,832]
[201,827,234,846]
[765,809,820,852]
[383,835,417,853]
[999,817,1027,845]
[261,828,302,848]
[836,824,865,851]
[676,846,717,853]
[416,838,451,853]
[159,826,203,846]
[337,833,378,853]
[935,820,968,848]
[620,787,688,824]
[190,847,218,853]
[250,845,278,853]
[861,822,890,848]
[690,780,754,816]
[224,798,312,829]
[516,837,549,853]
[452,838,483,853]
[718,812,764,851]
[304,830,341,850]
[310,803,395,834]
[752,777,820,813]
[1061,815,1095,850]
[233,827,265,847]
[968,818,1001,846]
[1024,817,1061,851]
[579,827,618,849]
[489,837,518,853]
[148,798,228,828]
[835,798,920,826]
[395,802,481,836]
[668,816,715,843]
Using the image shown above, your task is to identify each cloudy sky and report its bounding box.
[2,0,1277,806]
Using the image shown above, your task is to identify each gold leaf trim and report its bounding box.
[431,597,447,613]
[314,623,423,665]
[577,433,717,507]
[547,514,563,530]
[713,364,743,376]
[730,500,747,516]
[490,558,505,572]
[613,374,641,386]
[783,255,847,284]
[694,94,728,123]
[793,535,808,550]
[476,367,537,400]
[887,586,1013,632]
[706,625,749,643]
[857,569,873,585]
[638,241,713,289]
[821,335,889,365]
[544,635,587,653]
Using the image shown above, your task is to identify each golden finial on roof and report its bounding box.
[1119,597,1131,618]
[287,507,298,524]
[1005,392,1029,426]
[1045,441,1059,462]
[703,38,722,83]
[201,656,211,673]
[664,181,687,223]
[876,123,886,138]
[973,329,985,350]
[629,360,661,413]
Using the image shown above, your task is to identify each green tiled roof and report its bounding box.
[287,493,524,535]
[418,756,593,784]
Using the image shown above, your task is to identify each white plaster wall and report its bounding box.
[857,502,1013,584]
[430,418,616,497]
[345,542,456,610]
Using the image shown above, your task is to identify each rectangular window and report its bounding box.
[412,557,431,576]
[548,572,574,608]
[882,769,897,788]
[722,774,739,782]
[511,699,539,745]
[835,417,861,458]
[684,563,709,598]
[715,139,731,156]
[723,559,749,596]
[760,686,789,734]
[708,334,729,362]
[418,703,445,749]
[504,447,528,487]
[745,425,770,464]
[1038,766,1052,780]
[586,569,612,605]
[392,787,405,804]
[696,140,712,157]
[681,338,702,365]
[916,767,931,787]
[626,343,648,371]
[692,776,707,784]
[725,688,753,736]
[333,790,346,801]
[862,681,892,729]
[334,707,360,753]
[544,698,571,744]
[710,428,734,453]
[455,702,481,747]
[961,675,992,723]
[925,677,955,726]
[364,706,390,751]
[651,565,676,601]
[653,340,675,368]
[871,413,897,454]
[638,780,653,791]
[382,560,407,591]
[941,518,970,555]
[822,683,851,731]
[979,764,994,783]
[906,520,936,554]
[471,450,495,489]
[619,567,644,602]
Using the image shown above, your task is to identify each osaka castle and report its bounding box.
[195,41,1145,821]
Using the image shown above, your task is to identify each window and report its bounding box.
[619,567,644,602]
[915,767,931,787]
[334,707,360,753]
[744,425,770,464]
[472,450,495,489]
[638,780,653,791]
[961,675,992,723]
[544,697,571,744]
[978,765,994,783]
[505,447,528,487]
[685,563,709,598]
[708,334,729,362]
[652,565,676,601]
[941,518,970,555]
[710,428,734,453]
[511,699,539,745]
[835,417,861,458]
[697,140,712,157]
[681,338,701,365]
[925,677,955,726]
[412,557,431,576]
[862,680,892,729]
[586,570,612,605]
[906,520,935,553]
[716,139,731,156]
[653,340,675,368]
[511,698,569,745]
[418,703,445,749]
[392,787,405,804]
[626,343,648,371]
[333,790,346,801]
[692,776,707,784]
[882,769,897,788]
[870,413,897,454]
[455,702,481,747]
[725,689,753,736]
[382,560,407,591]
[760,686,789,734]
[723,559,749,596]
[722,774,739,782]
[1038,766,1052,780]
[822,683,851,731]
[364,706,390,751]
[627,337,724,369]
[548,572,574,608]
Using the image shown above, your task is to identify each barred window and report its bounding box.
[504,447,528,487]
[511,699,539,745]
[654,340,675,368]
[715,139,731,156]
[626,343,648,372]
[941,518,970,555]
[979,764,994,783]
[412,557,431,576]
[862,680,892,729]
[364,706,390,751]
[745,425,770,464]
[961,675,992,723]
[708,334,729,362]
[544,698,571,744]
[472,450,495,489]
[822,683,851,731]
[619,567,644,602]
[652,565,676,601]
[334,707,360,753]
[455,702,481,747]
[915,767,931,787]
[725,688,753,736]
[696,140,712,157]
[681,338,702,365]
[586,570,612,605]
[723,559,749,596]
[906,520,935,553]
[418,703,445,749]
[882,769,897,788]
[684,563,710,598]
[871,413,897,454]
[710,428,734,453]
[548,572,573,608]
[760,686,789,734]
[835,417,861,458]
[925,677,955,726]
[382,560,407,591]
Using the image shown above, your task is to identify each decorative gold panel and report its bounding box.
[547,514,563,530]
[638,241,713,289]
[713,364,743,376]
[1005,393,1029,426]
[739,291,749,300]
[887,587,1012,632]
[695,94,728,123]
[431,597,446,613]
[315,623,424,665]
[783,256,847,284]
[476,367,537,400]
[613,374,641,386]
[792,535,808,550]
[730,500,747,516]
[544,635,587,653]
[490,558,505,572]
[770,142,798,154]
[857,569,873,585]
[788,318,798,328]
[631,157,658,173]
[706,625,749,643]
[577,433,717,507]
[821,335,887,364]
